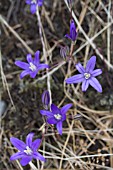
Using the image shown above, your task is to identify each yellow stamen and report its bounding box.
[84,73,90,79]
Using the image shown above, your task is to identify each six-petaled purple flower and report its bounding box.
[26,0,44,14]
[65,19,77,42]
[40,103,72,135]
[15,50,49,79]
[66,56,102,93]
[10,133,45,166]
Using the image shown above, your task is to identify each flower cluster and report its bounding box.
[10,0,104,168]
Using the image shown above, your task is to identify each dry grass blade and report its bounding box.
[0,15,34,55]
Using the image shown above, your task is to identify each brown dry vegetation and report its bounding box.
[1,0,113,170]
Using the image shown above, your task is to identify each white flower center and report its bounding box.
[29,62,37,71]
[31,0,37,4]
[84,73,91,79]
[24,146,33,155]
[54,114,62,120]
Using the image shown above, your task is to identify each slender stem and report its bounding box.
[36,6,52,106]
[69,42,76,65]
[29,162,38,170]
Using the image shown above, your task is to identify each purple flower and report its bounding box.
[40,103,72,135]
[26,0,44,14]
[15,50,49,79]
[66,56,102,92]
[10,133,45,166]
[65,19,77,42]
[42,90,50,109]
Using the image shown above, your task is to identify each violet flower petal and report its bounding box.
[37,64,49,71]
[70,20,77,41]
[92,69,102,77]
[65,34,71,40]
[15,61,29,70]
[33,152,46,162]
[86,56,96,73]
[20,156,32,166]
[66,74,84,84]
[61,103,72,115]
[47,117,57,124]
[34,51,40,66]
[56,121,62,135]
[26,0,31,4]
[30,3,37,14]
[26,133,34,148]
[10,152,25,161]
[71,28,76,41]
[32,139,41,152]
[30,71,37,78]
[40,110,53,117]
[10,137,26,151]
[82,79,89,91]
[27,54,33,63]
[89,77,102,93]
[38,0,44,6]
[51,104,60,114]
[76,63,85,74]
[61,113,66,121]
[20,70,31,79]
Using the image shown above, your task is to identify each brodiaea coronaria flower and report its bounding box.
[66,56,102,92]
[40,103,72,135]
[10,133,45,166]
[15,50,49,79]
[65,19,77,42]
[26,0,44,14]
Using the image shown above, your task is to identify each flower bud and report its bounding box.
[42,90,50,109]
[65,19,77,42]
[60,46,69,60]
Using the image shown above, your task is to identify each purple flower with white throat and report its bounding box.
[15,50,49,79]
[40,103,72,135]
[10,133,45,166]
[26,0,44,14]
[65,19,77,42]
[66,56,102,93]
